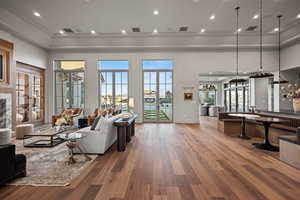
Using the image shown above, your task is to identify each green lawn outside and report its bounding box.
[144,110,170,121]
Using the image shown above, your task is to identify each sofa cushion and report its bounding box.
[91,116,101,130]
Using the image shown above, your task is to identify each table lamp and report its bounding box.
[128,97,135,114]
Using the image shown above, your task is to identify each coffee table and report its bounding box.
[58,132,91,164]
[23,126,77,148]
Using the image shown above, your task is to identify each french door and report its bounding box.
[143,70,173,122]
[16,62,45,124]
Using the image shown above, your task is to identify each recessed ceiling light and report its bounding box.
[59,30,65,35]
[153,29,158,34]
[33,11,41,17]
[274,27,279,32]
[121,29,127,34]
[91,30,96,34]
[153,10,159,15]
[193,0,200,2]
[253,14,259,19]
[297,14,300,19]
[209,72,213,74]
[200,28,206,33]
[210,14,215,20]
[237,28,242,33]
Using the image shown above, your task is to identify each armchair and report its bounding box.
[0,144,26,184]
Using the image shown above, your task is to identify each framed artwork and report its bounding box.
[0,49,7,84]
[184,93,193,101]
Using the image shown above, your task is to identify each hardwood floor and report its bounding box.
[1,117,300,200]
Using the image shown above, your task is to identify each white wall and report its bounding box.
[0,30,49,126]
[282,42,300,70]
[49,49,277,123]
[0,30,48,69]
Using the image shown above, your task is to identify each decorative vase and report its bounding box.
[293,98,300,113]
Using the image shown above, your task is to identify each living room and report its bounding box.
[1,0,300,199]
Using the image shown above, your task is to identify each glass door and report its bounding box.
[143,71,158,121]
[143,71,173,122]
[16,62,45,124]
[16,73,30,123]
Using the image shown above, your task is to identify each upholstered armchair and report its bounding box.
[52,108,83,127]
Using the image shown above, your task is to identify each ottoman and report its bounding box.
[0,128,11,145]
[16,124,34,139]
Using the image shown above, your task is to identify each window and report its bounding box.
[224,81,249,112]
[99,61,129,110]
[199,84,217,105]
[54,61,85,114]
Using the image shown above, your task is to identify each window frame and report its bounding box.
[141,59,174,122]
[98,60,129,110]
[54,61,86,114]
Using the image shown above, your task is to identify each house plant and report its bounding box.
[281,84,300,112]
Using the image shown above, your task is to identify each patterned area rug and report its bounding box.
[7,136,97,187]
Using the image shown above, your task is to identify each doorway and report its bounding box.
[16,62,45,125]
[143,60,173,122]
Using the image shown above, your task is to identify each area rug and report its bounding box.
[7,137,97,187]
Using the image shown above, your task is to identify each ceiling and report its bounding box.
[1,0,300,49]
[1,0,300,35]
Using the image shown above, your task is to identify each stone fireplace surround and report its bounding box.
[0,93,12,129]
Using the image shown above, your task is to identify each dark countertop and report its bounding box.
[256,110,300,119]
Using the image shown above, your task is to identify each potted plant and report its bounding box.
[281,84,300,112]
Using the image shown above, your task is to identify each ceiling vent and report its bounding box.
[245,25,258,31]
[62,28,75,33]
[132,27,141,32]
[179,26,188,32]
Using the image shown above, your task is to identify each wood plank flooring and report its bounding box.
[1,117,300,200]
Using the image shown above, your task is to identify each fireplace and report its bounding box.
[0,99,6,128]
[0,93,12,129]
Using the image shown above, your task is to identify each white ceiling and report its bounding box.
[1,0,300,36]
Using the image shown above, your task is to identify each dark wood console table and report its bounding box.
[114,115,137,152]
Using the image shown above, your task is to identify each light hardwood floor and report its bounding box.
[1,117,300,200]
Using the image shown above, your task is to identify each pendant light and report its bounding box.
[249,0,274,78]
[272,15,288,84]
[229,6,247,84]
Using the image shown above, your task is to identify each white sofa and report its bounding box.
[75,114,121,154]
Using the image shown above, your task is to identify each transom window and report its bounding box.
[99,61,129,111]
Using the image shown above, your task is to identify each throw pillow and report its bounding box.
[90,115,101,130]
[95,116,105,130]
